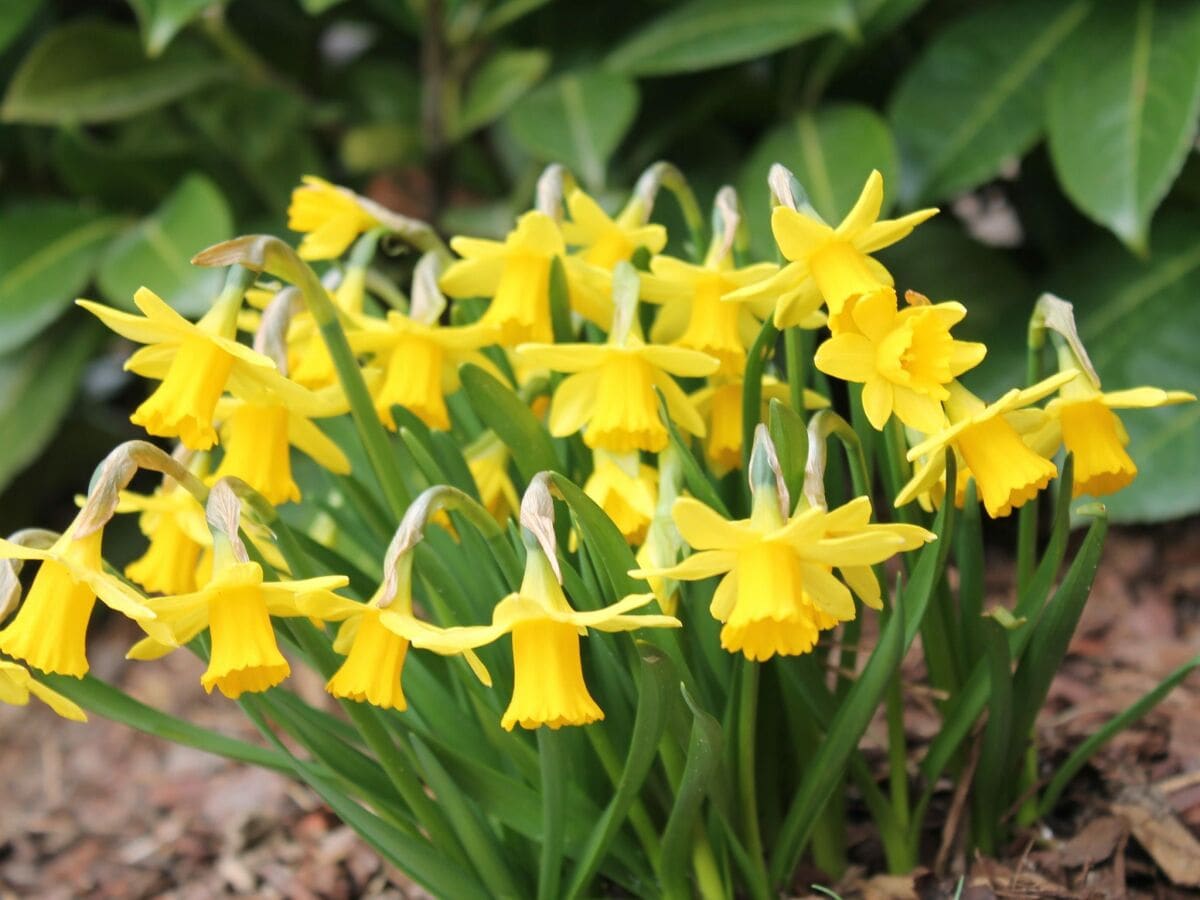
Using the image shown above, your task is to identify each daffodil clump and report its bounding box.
[3,163,1193,897]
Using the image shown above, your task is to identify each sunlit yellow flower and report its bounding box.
[128,557,347,699]
[351,313,500,431]
[583,453,658,545]
[212,388,351,504]
[0,661,87,722]
[0,521,159,677]
[79,288,316,451]
[288,176,381,260]
[633,493,932,661]
[410,546,679,730]
[517,339,718,453]
[465,432,520,523]
[440,211,611,343]
[641,254,778,373]
[1040,373,1194,498]
[897,373,1076,518]
[560,189,667,269]
[121,485,210,595]
[296,591,491,712]
[814,289,986,432]
[691,376,828,473]
[726,171,937,327]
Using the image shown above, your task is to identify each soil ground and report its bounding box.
[2,522,1198,899]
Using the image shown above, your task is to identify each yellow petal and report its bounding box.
[631,548,737,581]
[799,564,855,619]
[638,345,721,378]
[1101,387,1196,409]
[771,207,835,261]
[26,679,87,722]
[439,255,506,298]
[836,169,884,238]
[891,387,947,434]
[861,377,894,430]
[839,565,882,609]
[814,333,874,383]
[671,497,760,549]
[515,343,610,372]
[288,414,352,475]
[653,370,707,437]
[855,207,939,254]
[548,370,602,437]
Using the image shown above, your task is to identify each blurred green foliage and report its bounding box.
[1,0,1198,526]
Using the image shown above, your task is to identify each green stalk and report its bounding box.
[691,825,726,900]
[784,327,808,419]
[538,729,567,900]
[884,676,910,833]
[736,661,769,886]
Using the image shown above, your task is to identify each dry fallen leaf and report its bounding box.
[1113,790,1200,887]
[1057,815,1124,868]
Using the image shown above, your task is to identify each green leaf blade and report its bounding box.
[2,22,228,124]
[1047,0,1200,250]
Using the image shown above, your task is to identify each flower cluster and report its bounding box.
[1,166,1191,735]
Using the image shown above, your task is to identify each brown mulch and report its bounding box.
[3,523,1199,899]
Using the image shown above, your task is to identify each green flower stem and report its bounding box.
[884,675,910,832]
[784,326,808,420]
[736,660,770,887]
[537,728,567,900]
[742,319,779,473]
[691,825,725,900]
[881,418,919,527]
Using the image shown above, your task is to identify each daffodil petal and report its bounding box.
[632,548,736,581]
[771,207,835,261]
[548,370,601,437]
[855,207,939,254]
[836,170,884,239]
[1102,387,1196,408]
[671,497,758,549]
[861,377,894,430]
[814,333,874,382]
[800,564,855,619]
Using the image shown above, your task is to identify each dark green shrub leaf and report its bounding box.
[1047,0,1200,251]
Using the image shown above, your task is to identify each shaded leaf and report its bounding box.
[505,68,638,189]
[127,0,213,55]
[1047,0,1200,251]
[0,205,124,354]
[455,48,550,138]
[890,0,1089,203]
[97,173,233,316]
[606,0,855,76]
[2,22,227,124]
[0,324,99,493]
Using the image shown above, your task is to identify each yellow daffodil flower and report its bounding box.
[0,521,159,677]
[120,485,210,595]
[583,452,658,545]
[79,288,315,451]
[897,373,1077,518]
[691,376,828,473]
[351,313,500,431]
[1041,373,1194,498]
[0,661,87,722]
[288,176,381,260]
[633,493,932,661]
[465,432,520,523]
[641,253,779,373]
[561,189,667,269]
[814,289,986,432]
[726,170,937,327]
[517,337,718,453]
[411,545,680,730]
[294,592,491,712]
[212,389,352,505]
[128,556,348,699]
[439,211,613,344]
